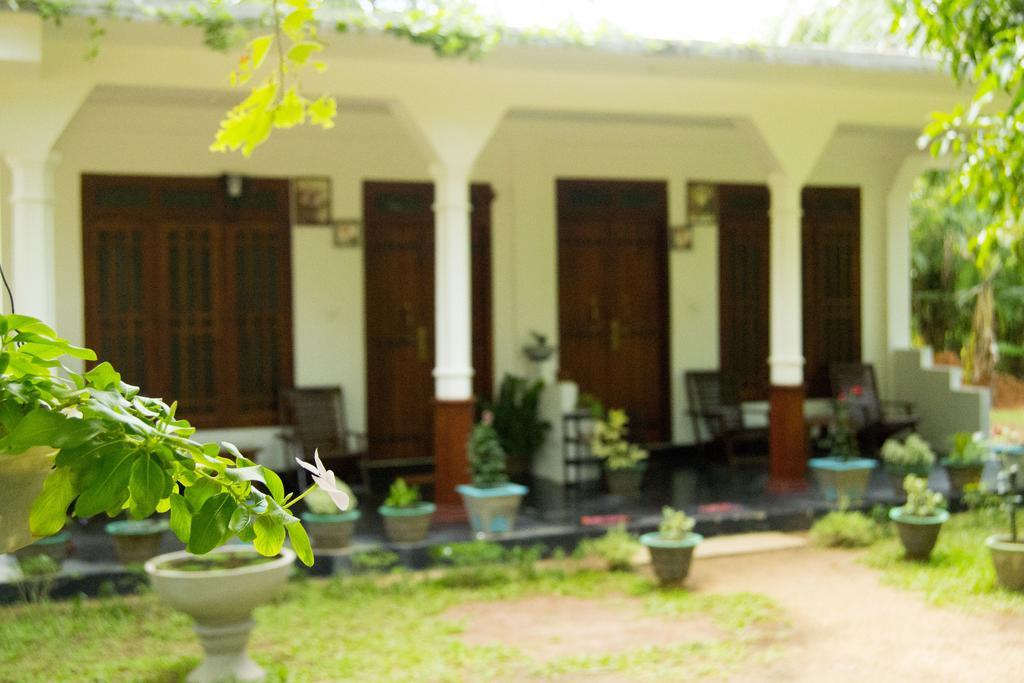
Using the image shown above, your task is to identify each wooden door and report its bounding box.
[717,184,770,401]
[802,187,861,398]
[557,179,670,443]
[363,181,494,462]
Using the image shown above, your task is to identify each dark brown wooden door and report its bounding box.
[802,187,862,398]
[557,179,670,443]
[363,182,494,462]
[82,175,293,428]
[718,184,770,401]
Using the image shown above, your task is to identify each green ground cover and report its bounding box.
[0,546,781,682]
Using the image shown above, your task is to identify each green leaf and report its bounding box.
[168,493,193,543]
[74,447,136,517]
[286,41,322,65]
[128,452,171,518]
[188,492,236,554]
[308,95,336,129]
[286,520,314,566]
[28,467,76,537]
[253,515,286,556]
[0,409,65,451]
[262,467,285,502]
[84,362,121,390]
[249,34,273,70]
[183,476,220,512]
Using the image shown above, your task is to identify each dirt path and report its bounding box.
[693,546,1024,682]
[448,545,1024,682]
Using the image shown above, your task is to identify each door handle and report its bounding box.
[610,318,621,352]
[416,325,428,361]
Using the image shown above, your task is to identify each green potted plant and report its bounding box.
[942,431,988,498]
[881,433,936,498]
[0,314,322,566]
[378,478,434,544]
[888,475,948,560]
[14,529,72,568]
[145,545,295,683]
[987,464,1024,590]
[640,506,703,586]
[301,478,359,551]
[591,408,648,497]
[808,388,877,506]
[105,517,170,565]
[482,374,550,479]
[457,411,528,538]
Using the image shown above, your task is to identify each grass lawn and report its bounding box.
[863,509,1024,614]
[0,553,781,682]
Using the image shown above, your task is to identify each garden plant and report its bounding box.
[378,477,434,544]
[889,475,948,560]
[458,411,528,537]
[881,434,936,497]
[591,408,649,497]
[808,388,877,506]
[640,506,703,586]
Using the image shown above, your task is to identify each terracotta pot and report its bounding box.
[301,510,360,551]
[378,503,435,544]
[606,464,646,498]
[146,546,295,683]
[641,532,702,586]
[889,508,948,560]
[457,483,528,537]
[0,447,58,554]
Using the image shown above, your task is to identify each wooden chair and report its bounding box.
[829,363,918,456]
[278,386,371,494]
[685,370,769,472]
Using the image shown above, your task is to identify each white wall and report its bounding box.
[46,95,913,461]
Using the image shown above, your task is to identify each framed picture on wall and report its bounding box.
[293,176,332,225]
[333,219,361,247]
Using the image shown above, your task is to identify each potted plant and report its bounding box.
[378,478,434,544]
[145,545,295,683]
[0,314,323,566]
[942,431,988,498]
[987,464,1024,590]
[888,475,948,560]
[522,330,556,363]
[457,411,529,538]
[300,479,359,551]
[14,529,72,567]
[808,388,877,506]
[640,506,703,586]
[991,425,1024,471]
[482,374,550,479]
[105,517,169,565]
[881,433,936,498]
[592,408,648,497]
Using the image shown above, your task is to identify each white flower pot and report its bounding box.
[145,546,295,683]
[0,447,57,554]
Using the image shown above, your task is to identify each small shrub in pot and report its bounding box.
[942,431,988,498]
[378,478,434,544]
[808,389,877,506]
[457,411,528,537]
[881,434,936,498]
[641,506,703,586]
[301,481,359,551]
[987,465,1024,590]
[888,475,948,560]
[591,409,648,497]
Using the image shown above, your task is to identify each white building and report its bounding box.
[0,13,988,503]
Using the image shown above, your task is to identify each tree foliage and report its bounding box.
[896,0,1024,258]
[8,0,500,155]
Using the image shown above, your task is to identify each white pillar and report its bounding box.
[430,162,474,400]
[767,171,805,386]
[886,156,931,351]
[4,153,59,322]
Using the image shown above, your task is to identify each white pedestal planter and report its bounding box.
[145,546,295,683]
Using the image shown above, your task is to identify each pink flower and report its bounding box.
[481,410,494,426]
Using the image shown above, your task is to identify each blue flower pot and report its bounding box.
[808,457,877,507]
[457,483,528,537]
